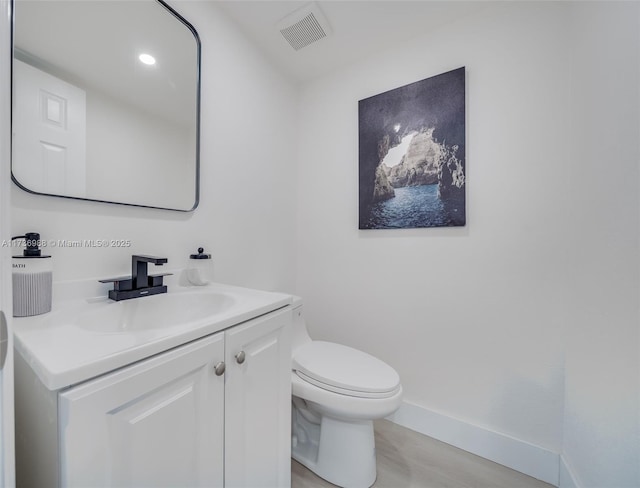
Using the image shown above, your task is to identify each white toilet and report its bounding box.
[291,298,403,488]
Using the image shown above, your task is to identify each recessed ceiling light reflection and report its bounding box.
[138,53,156,66]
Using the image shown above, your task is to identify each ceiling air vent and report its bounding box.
[277,3,332,51]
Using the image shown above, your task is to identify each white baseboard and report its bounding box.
[386,401,560,486]
[559,455,581,488]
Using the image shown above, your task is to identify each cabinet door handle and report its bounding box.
[214,361,226,376]
[235,351,246,364]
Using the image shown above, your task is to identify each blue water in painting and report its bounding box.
[367,184,458,229]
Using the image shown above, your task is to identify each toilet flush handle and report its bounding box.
[235,351,246,364]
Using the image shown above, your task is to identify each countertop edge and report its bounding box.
[14,284,292,391]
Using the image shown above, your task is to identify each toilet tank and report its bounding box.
[291,296,312,353]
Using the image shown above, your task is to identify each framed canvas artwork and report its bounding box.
[358,67,466,229]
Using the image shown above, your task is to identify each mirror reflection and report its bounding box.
[12,0,200,211]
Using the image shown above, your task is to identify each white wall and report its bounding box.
[563,3,640,487]
[298,0,568,452]
[11,1,298,293]
[296,2,639,485]
[86,88,194,210]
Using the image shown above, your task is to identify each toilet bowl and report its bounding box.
[291,299,402,488]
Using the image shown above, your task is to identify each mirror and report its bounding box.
[12,0,200,211]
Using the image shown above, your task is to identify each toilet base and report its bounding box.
[292,400,377,488]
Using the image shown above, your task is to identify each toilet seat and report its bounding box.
[292,341,400,399]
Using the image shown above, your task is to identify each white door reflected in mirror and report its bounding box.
[13,60,87,197]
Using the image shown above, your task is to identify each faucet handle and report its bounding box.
[148,273,173,286]
[99,276,133,291]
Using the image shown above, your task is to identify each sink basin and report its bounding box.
[78,291,236,333]
[13,282,292,390]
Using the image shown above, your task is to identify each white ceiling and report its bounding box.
[14,0,198,127]
[215,1,488,83]
[13,1,487,119]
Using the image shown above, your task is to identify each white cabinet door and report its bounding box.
[59,332,225,487]
[224,308,292,488]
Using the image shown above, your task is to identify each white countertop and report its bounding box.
[13,279,291,391]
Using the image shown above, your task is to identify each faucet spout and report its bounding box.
[132,255,168,290]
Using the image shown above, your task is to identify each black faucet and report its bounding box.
[100,254,171,301]
[132,254,168,290]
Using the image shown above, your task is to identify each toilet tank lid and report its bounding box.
[292,341,400,394]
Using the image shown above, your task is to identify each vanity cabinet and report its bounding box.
[15,307,292,488]
[224,311,293,487]
[59,332,226,487]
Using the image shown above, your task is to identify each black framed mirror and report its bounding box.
[12,0,200,211]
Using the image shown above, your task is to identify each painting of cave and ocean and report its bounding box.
[358,67,466,229]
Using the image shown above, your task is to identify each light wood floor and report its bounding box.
[292,420,554,488]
